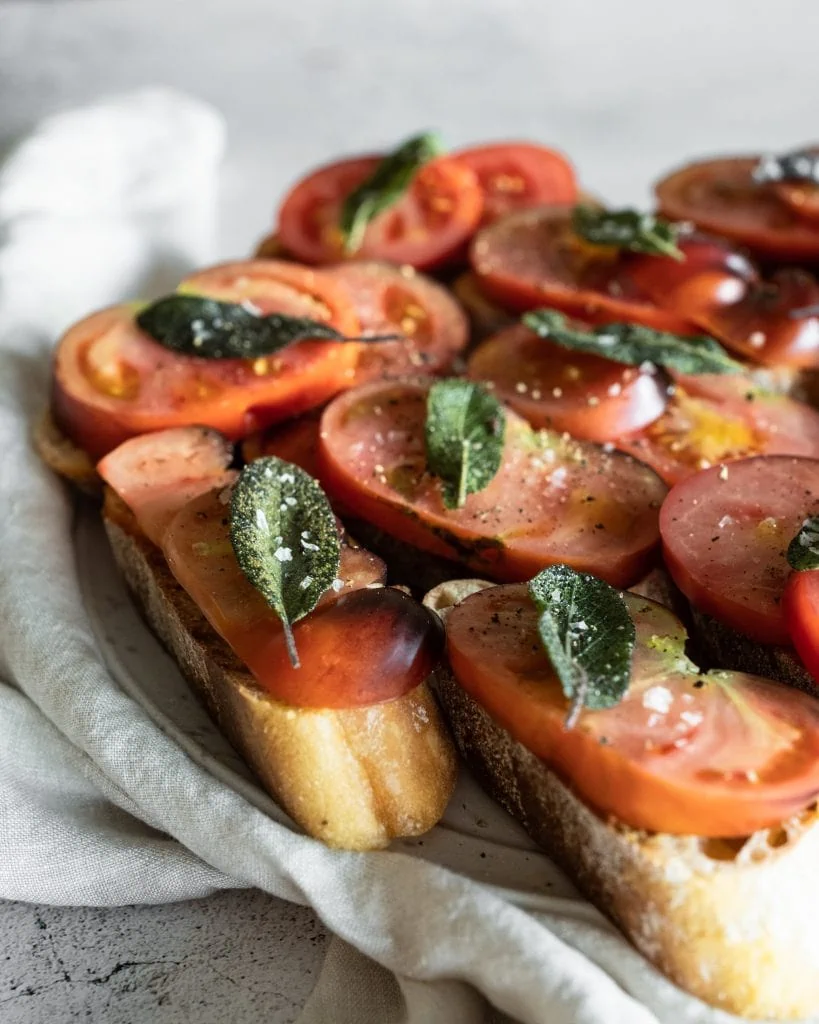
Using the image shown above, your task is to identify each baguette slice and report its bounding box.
[34,409,101,495]
[103,491,457,850]
[425,579,819,1021]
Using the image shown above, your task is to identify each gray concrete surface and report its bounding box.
[0,892,326,1023]
[3,0,819,1020]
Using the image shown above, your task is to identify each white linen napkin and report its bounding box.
[0,90,773,1024]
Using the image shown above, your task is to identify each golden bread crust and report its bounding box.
[103,491,457,850]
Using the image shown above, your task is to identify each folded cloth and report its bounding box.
[0,90,761,1024]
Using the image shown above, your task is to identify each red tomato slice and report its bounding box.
[470,205,697,332]
[619,375,819,485]
[277,154,483,269]
[163,486,442,708]
[784,571,819,683]
[326,261,468,381]
[98,426,235,547]
[52,261,360,459]
[454,142,577,224]
[655,157,819,261]
[660,455,819,644]
[317,380,666,587]
[446,584,819,836]
[466,324,667,442]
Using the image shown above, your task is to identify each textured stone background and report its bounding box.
[2,0,819,1020]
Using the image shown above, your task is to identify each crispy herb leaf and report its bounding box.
[425,379,505,510]
[230,457,341,668]
[788,516,819,571]
[522,308,743,375]
[137,295,400,359]
[339,132,445,253]
[572,204,685,261]
[753,149,819,185]
[528,564,635,725]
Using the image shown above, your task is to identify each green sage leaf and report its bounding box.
[788,515,819,571]
[425,379,505,510]
[572,204,685,260]
[529,564,635,725]
[137,295,400,359]
[522,308,743,376]
[230,457,341,668]
[753,149,819,185]
[340,132,445,253]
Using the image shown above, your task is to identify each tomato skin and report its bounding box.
[239,586,444,708]
[660,455,819,644]
[470,205,697,332]
[655,156,819,261]
[317,379,666,587]
[53,262,360,459]
[446,584,819,836]
[325,260,468,382]
[277,154,484,270]
[454,142,577,224]
[618,374,819,485]
[466,324,667,442]
[784,571,819,685]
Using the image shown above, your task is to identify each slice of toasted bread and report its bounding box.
[34,409,101,495]
[103,491,457,850]
[424,579,819,1021]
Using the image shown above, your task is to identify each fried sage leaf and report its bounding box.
[230,457,341,668]
[339,132,445,253]
[137,295,399,359]
[788,515,819,572]
[528,563,636,726]
[522,308,743,375]
[424,379,505,510]
[753,148,819,185]
[572,204,685,261]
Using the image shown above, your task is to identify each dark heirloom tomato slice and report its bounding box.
[276,154,483,270]
[466,324,667,442]
[454,142,577,224]
[162,487,440,709]
[317,379,666,587]
[326,261,468,382]
[623,235,758,322]
[469,205,696,332]
[785,571,819,683]
[446,584,819,837]
[655,157,819,261]
[618,374,819,485]
[53,261,360,460]
[660,455,819,644]
[627,238,819,368]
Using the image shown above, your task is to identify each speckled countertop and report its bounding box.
[0,894,326,1023]
[3,0,819,1019]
